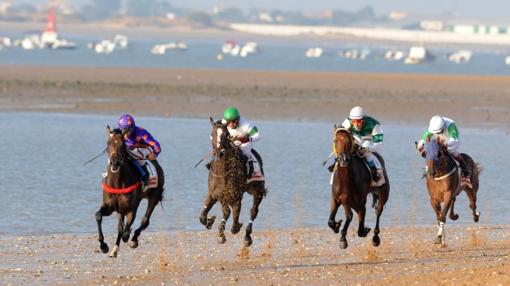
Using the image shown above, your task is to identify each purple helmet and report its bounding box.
[118,114,135,129]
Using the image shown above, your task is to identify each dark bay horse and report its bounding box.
[95,126,165,257]
[199,118,267,247]
[328,128,390,249]
[422,137,480,245]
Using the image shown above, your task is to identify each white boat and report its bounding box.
[448,50,472,64]
[151,41,188,55]
[384,50,405,61]
[91,40,115,54]
[341,48,371,60]
[404,46,434,64]
[113,34,128,49]
[305,47,323,58]
[0,37,12,48]
[222,40,238,54]
[51,39,77,50]
[240,42,259,57]
[505,56,510,65]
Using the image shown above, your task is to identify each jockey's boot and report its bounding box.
[456,155,472,187]
[370,166,380,181]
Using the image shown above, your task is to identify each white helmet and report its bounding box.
[428,115,444,134]
[349,106,365,120]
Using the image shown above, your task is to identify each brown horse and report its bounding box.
[95,126,165,257]
[199,118,267,247]
[328,128,390,249]
[422,137,480,245]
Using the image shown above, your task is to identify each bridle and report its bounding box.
[334,128,355,167]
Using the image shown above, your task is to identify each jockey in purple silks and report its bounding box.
[118,114,161,190]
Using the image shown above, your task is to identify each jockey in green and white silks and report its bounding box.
[222,107,263,182]
[417,115,471,184]
[340,106,385,185]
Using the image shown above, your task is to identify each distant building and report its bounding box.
[259,12,273,23]
[446,24,508,35]
[389,11,407,20]
[0,1,11,15]
[420,20,444,31]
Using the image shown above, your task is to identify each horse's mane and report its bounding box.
[111,128,123,136]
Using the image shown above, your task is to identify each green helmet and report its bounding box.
[223,107,240,121]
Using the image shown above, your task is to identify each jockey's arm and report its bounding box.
[445,122,460,152]
[141,131,161,157]
[247,126,261,142]
[366,124,383,152]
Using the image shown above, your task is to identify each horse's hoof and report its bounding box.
[199,215,207,226]
[122,231,130,243]
[100,243,109,254]
[434,236,442,245]
[358,227,371,237]
[129,240,138,249]
[372,236,380,247]
[218,235,226,244]
[340,240,348,249]
[328,220,341,234]
[109,245,119,258]
[231,223,243,235]
[244,236,253,247]
[206,216,216,229]
[450,214,459,221]
[474,212,480,223]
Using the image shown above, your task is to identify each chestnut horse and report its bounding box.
[95,127,165,257]
[422,136,480,245]
[199,118,267,247]
[328,128,390,249]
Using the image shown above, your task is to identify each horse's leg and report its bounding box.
[130,197,158,249]
[372,192,388,247]
[218,204,230,244]
[448,197,459,220]
[340,204,353,249]
[200,194,217,229]
[122,210,137,243]
[356,204,371,238]
[328,198,342,234]
[437,192,454,246]
[231,200,243,235]
[110,214,125,258]
[95,204,113,254]
[466,189,480,222]
[245,191,264,247]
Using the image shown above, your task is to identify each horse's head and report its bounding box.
[424,135,447,177]
[106,125,127,173]
[210,117,230,157]
[334,128,354,167]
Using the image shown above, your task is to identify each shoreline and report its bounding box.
[1,65,510,128]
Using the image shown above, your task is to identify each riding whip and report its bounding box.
[82,148,107,166]
[194,150,214,168]
[322,152,335,166]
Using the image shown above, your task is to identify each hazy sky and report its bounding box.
[18,0,510,19]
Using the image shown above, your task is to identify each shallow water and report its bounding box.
[0,112,507,235]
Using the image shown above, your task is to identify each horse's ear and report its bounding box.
[106,125,113,138]
[209,117,215,126]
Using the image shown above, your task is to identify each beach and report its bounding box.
[1,65,510,285]
[1,65,509,127]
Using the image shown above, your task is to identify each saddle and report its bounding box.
[355,152,386,187]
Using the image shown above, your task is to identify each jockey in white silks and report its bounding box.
[222,107,264,183]
[336,106,385,186]
[416,115,471,185]
[118,114,161,191]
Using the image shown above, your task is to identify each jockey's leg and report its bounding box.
[365,152,385,185]
[127,148,157,189]
[449,146,472,186]
[240,143,262,178]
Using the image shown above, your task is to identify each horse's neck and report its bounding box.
[106,163,137,188]
[435,152,456,175]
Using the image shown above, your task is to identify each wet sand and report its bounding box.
[1,226,509,285]
[1,65,510,127]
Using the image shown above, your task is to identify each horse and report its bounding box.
[422,136,480,245]
[95,126,165,257]
[199,118,267,247]
[328,128,390,249]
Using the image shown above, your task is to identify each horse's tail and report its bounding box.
[475,162,483,175]
[371,192,378,209]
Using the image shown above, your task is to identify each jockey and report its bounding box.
[339,106,385,185]
[417,115,471,185]
[118,114,161,190]
[222,107,263,182]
